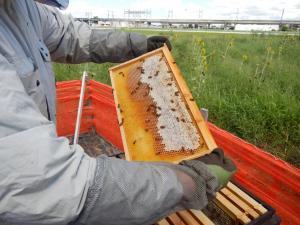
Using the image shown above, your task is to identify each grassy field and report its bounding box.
[53,30,300,167]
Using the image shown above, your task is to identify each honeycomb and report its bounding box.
[110,46,215,163]
[130,54,201,155]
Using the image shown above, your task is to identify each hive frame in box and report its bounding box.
[156,181,277,225]
[109,45,217,163]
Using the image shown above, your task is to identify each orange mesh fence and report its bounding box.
[209,123,300,225]
[56,80,123,150]
[89,80,124,150]
[56,80,93,137]
[56,80,300,225]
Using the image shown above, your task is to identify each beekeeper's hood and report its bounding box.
[35,0,69,9]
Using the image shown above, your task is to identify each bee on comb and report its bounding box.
[118,118,124,127]
[146,104,155,112]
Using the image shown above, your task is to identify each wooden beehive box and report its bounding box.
[109,45,217,163]
[156,182,269,225]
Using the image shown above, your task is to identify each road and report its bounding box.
[92,27,300,36]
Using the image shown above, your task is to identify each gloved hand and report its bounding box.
[180,148,237,190]
[147,36,172,52]
[74,149,235,225]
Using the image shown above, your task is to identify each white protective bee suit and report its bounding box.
[0,1,220,225]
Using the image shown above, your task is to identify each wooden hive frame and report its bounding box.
[156,182,268,225]
[109,45,217,163]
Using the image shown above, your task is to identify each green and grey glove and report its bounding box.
[180,148,237,190]
[147,36,172,52]
[196,148,236,188]
[165,148,237,209]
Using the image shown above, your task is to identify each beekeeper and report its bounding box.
[0,0,236,224]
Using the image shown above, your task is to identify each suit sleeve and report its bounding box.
[0,53,96,225]
[36,4,147,64]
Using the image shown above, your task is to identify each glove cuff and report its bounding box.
[176,160,219,209]
[206,164,236,188]
[129,32,148,57]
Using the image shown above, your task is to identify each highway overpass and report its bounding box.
[76,18,300,26]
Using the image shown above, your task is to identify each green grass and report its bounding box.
[53,30,300,167]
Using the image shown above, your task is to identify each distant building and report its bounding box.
[235,24,280,31]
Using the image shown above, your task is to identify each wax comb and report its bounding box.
[109,45,217,163]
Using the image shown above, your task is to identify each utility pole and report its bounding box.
[233,8,239,30]
[168,10,173,19]
[280,8,285,24]
[236,8,239,21]
[85,12,92,26]
[198,9,203,19]
[107,10,114,19]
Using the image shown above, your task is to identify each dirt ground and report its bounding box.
[71,131,125,159]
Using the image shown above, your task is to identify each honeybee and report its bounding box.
[118,118,124,127]
[118,72,125,77]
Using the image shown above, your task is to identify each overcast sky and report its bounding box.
[65,0,300,20]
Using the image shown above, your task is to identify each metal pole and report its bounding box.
[73,71,88,151]
[280,8,285,26]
